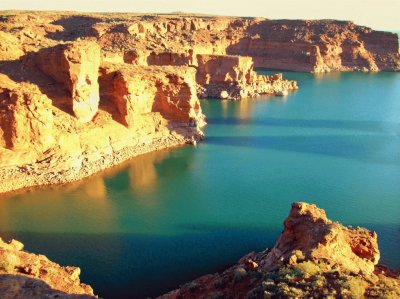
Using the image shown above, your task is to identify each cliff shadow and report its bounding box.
[45,15,102,41]
[0,274,94,298]
[206,117,396,133]
[0,57,74,116]
[205,134,400,165]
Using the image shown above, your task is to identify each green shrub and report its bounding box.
[0,252,20,273]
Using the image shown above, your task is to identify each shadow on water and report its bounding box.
[206,117,400,133]
[206,134,400,165]
[1,228,280,299]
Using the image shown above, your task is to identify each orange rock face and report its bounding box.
[0,75,55,166]
[101,64,204,127]
[196,54,298,99]
[263,202,380,275]
[226,20,400,72]
[0,12,398,193]
[35,41,101,123]
[0,237,96,298]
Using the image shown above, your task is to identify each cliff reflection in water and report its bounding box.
[0,148,193,234]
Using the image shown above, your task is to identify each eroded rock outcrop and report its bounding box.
[196,54,298,99]
[0,75,55,166]
[263,202,380,275]
[101,63,204,126]
[35,41,101,123]
[1,13,399,73]
[160,202,400,299]
[0,237,96,298]
[0,40,205,194]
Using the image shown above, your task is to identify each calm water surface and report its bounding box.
[1,71,399,298]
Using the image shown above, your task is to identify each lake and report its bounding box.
[0,71,399,298]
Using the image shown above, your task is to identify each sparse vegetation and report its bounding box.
[0,252,20,273]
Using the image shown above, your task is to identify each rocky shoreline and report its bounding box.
[0,237,96,298]
[1,12,399,193]
[159,202,400,299]
[1,202,399,298]
[0,124,203,194]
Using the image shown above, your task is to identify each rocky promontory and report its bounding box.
[0,237,96,298]
[159,202,400,298]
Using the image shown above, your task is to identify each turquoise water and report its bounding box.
[1,71,400,298]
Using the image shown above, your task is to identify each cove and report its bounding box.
[0,71,399,298]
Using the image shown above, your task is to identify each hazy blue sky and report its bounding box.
[1,0,399,31]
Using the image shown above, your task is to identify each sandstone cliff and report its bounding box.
[195,54,298,99]
[0,11,398,193]
[0,40,205,194]
[0,237,96,298]
[159,202,400,298]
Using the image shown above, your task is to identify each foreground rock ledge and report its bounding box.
[159,202,400,299]
[0,238,96,298]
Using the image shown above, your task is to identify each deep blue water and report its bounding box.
[0,71,399,298]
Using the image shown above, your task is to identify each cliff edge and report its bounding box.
[0,237,96,298]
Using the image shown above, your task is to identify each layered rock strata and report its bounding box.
[119,50,297,99]
[195,54,298,99]
[160,202,400,298]
[0,41,205,194]
[0,13,398,73]
[0,11,399,192]
[0,237,96,298]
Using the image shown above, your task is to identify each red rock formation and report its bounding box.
[196,54,298,99]
[146,51,194,66]
[159,202,399,299]
[100,64,204,127]
[0,12,398,193]
[0,58,205,194]
[0,237,96,298]
[226,20,400,72]
[35,41,101,123]
[0,75,55,166]
[263,202,380,275]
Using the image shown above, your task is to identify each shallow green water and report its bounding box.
[1,71,399,298]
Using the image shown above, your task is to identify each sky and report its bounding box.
[1,0,399,31]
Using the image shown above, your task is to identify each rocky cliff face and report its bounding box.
[159,202,400,298]
[0,11,398,193]
[227,20,400,72]
[85,15,399,72]
[0,39,205,194]
[35,41,101,123]
[0,237,96,298]
[196,54,298,99]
